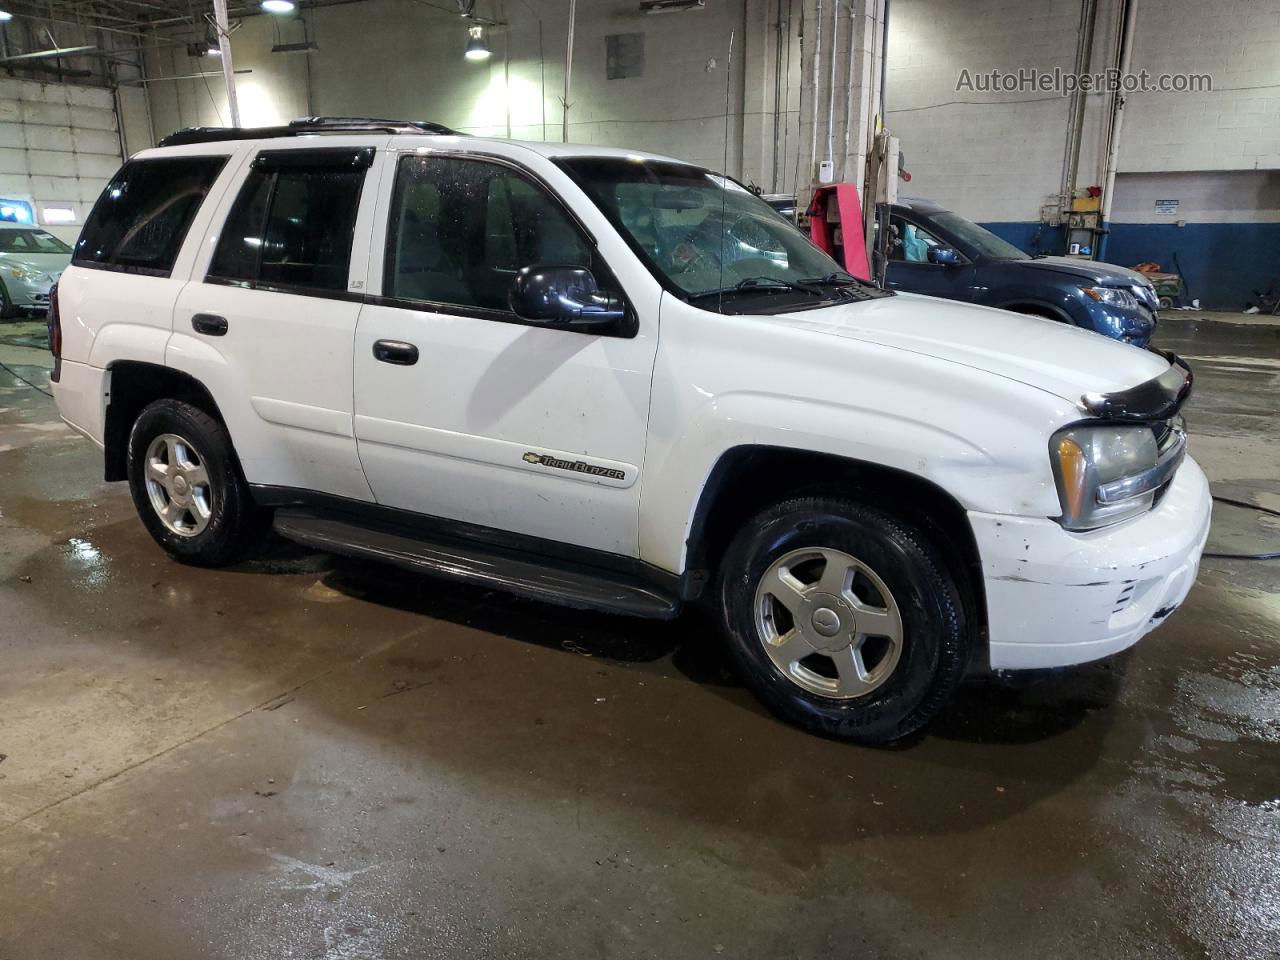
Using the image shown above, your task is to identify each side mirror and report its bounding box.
[928,245,961,266]
[509,265,626,328]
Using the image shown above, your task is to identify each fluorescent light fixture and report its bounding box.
[0,11,13,22]
[262,0,296,11]
[464,24,490,61]
[639,0,705,11]
[41,206,76,224]
[271,41,318,54]
[207,45,222,56]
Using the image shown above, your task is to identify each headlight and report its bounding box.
[1082,286,1139,310]
[1050,424,1160,530]
[5,265,46,282]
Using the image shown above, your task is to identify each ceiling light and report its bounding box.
[262,0,296,12]
[464,24,490,61]
[0,11,12,23]
[207,45,222,56]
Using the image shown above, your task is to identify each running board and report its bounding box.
[272,509,681,620]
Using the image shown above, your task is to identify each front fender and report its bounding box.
[640,296,1076,574]
[640,389,1067,575]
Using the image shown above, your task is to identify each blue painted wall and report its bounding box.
[978,220,1280,309]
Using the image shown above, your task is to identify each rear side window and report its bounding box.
[74,156,227,276]
[208,148,370,295]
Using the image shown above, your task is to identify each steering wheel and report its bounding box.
[725,213,786,258]
[671,238,718,274]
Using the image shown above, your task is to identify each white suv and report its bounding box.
[50,118,1210,743]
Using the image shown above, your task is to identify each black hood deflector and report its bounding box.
[1081,349,1193,421]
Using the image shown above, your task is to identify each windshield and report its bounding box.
[557,157,882,311]
[0,229,72,255]
[927,211,1028,261]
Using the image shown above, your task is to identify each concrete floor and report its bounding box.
[1,315,1277,959]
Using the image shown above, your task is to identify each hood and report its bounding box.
[772,292,1171,403]
[1011,256,1151,287]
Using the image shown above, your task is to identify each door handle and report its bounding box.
[192,313,228,336]
[373,339,419,365]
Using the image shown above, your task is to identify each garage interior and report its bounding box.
[1,0,1278,957]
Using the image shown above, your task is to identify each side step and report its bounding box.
[272,509,681,620]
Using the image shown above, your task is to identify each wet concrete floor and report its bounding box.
[0,316,1277,959]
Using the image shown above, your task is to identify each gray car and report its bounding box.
[0,225,72,318]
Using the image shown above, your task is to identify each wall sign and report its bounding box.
[1154,199,1179,215]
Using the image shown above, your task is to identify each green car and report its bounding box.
[0,225,73,318]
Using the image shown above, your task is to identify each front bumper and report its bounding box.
[5,275,53,309]
[971,456,1211,670]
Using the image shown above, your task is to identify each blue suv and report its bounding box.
[881,198,1159,346]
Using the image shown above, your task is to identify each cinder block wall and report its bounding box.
[884,0,1280,307]
[142,0,753,178]
[884,0,1078,223]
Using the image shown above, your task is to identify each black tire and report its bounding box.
[717,497,968,744]
[0,282,20,320]
[126,399,265,567]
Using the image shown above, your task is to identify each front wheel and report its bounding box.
[717,497,969,744]
[126,399,265,566]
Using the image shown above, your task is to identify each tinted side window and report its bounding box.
[209,161,366,293]
[74,156,227,276]
[888,216,942,263]
[385,156,591,311]
[208,169,272,282]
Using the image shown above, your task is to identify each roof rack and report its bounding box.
[157,116,458,148]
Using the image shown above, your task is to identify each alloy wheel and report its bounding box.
[753,546,904,699]
[143,433,213,537]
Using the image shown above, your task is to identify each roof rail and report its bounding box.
[157,116,457,148]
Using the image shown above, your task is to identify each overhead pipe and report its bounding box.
[824,0,839,171]
[771,0,784,191]
[562,0,576,143]
[862,0,890,274]
[807,0,823,187]
[878,0,888,123]
[1060,0,1098,202]
[212,0,240,126]
[1098,0,1137,259]
[510,0,548,141]
[843,0,885,184]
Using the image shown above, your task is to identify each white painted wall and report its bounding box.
[0,78,122,243]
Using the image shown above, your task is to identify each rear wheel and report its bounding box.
[126,399,265,566]
[0,282,21,320]
[717,497,968,744]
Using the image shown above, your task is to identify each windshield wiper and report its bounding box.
[801,273,859,285]
[688,276,827,302]
[800,273,879,299]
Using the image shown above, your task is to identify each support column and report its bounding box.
[794,0,884,211]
